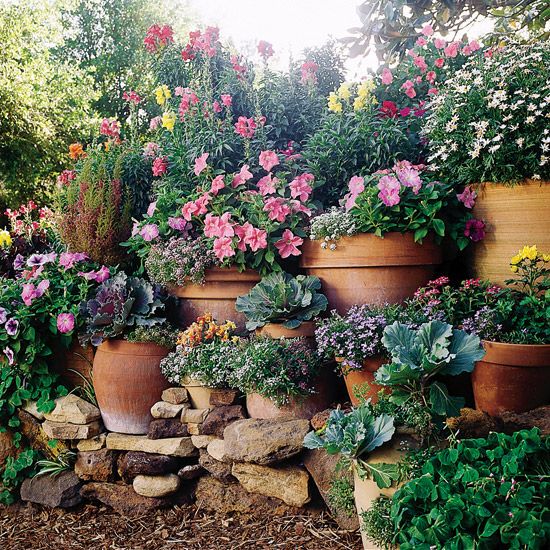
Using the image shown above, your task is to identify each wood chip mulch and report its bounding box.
[0,502,362,550]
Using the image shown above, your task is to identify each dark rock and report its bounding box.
[178,464,205,481]
[497,405,550,436]
[74,449,117,482]
[148,419,189,440]
[117,451,180,483]
[223,418,309,465]
[310,409,332,431]
[209,389,240,407]
[201,405,246,437]
[446,408,500,439]
[198,449,233,482]
[0,430,16,470]
[20,471,82,508]
[303,448,359,531]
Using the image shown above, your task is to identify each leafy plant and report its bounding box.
[34,451,76,478]
[327,476,357,519]
[235,271,328,330]
[125,324,179,349]
[361,496,395,550]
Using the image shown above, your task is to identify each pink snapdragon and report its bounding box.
[57,170,76,186]
[258,40,274,60]
[123,90,142,104]
[213,237,235,261]
[140,224,159,241]
[259,150,280,172]
[264,197,291,223]
[194,153,209,176]
[234,117,256,139]
[100,118,120,140]
[434,57,445,68]
[57,313,75,334]
[457,186,477,209]
[21,280,50,306]
[144,24,174,53]
[301,60,319,85]
[257,173,278,195]
[152,156,168,176]
[381,68,393,85]
[377,175,401,207]
[402,80,416,98]
[143,142,160,158]
[149,116,162,130]
[413,56,428,72]
[221,94,232,108]
[275,230,303,259]
[289,173,314,202]
[204,213,234,238]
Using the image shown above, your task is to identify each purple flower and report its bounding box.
[147,201,157,217]
[57,313,75,334]
[457,186,477,209]
[140,223,160,242]
[0,308,6,324]
[396,167,422,194]
[377,175,401,206]
[21,279,50,306]
[464,219,486,242]
[3,347,14,366]
[5,318,19,336]
[168,217,191,232]
[26,252,57,267]
[13,254,25,271]
[78,266,110,283]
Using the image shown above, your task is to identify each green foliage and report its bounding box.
[125,324,178,349]
[34,450,76,478]
[1,448,38,504]
[327,476,356,519]
[235,271,328,330]
[361,496,395,550]
[392,429,550,549]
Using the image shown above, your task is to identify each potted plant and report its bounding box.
[300,162,481,312]
[80,272,170,434]
[425,40,550,286]
[160,313,240,408]
[235,271,328,340]
[229,336,333,420]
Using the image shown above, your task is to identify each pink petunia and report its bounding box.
[59,252,88,270]
[464,219,485,242]
[343,176,365,211]
[289,173,314,202]
[413,56,428,72]
[213,101,222,113]
[245,227,268,251]
[257,173,278,195]
[204,213,234,239]
[232,164,253,187]
[194,153,209,176]
[416,37,427,47]
[421,24,434,36]
[377,175,401,207]
[234,223,253,251]
[21,279,50,306]
[457,186,477,209]
[275,229,303,259]
[381,68,393,85]
[259,150,280,172]
[182,201,199,221]
[210,175,226,195]
[434,38,447,49]
[194,193,211,216]
[147,201,157,217]
[140,224,159,241]
[396,167,422,194]
[212,237,235,261]
[426,71,436,84]
[168,217,190,232]
[78,266,110,283]
[57,313,75,334]
[264,197,291,223]
[434,57,445,68]
[444,42,459,58]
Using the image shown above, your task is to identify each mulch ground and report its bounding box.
[0,502,362,550]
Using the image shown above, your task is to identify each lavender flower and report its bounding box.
[5,318,19,336]
[0,308,6,324]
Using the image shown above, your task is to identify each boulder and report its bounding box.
[187,423,202,435]
[17,410,70,459]
[201,405,246,437]
[42,420,103,440]
[209,389,239,407]
[22,400,45,421]
[310,409,332,431]
[117,451,181,483]
[231,463,310,507]
[133,474,180,497]
[190,435,217,449]
[151,401,187,419]
[76,433,107,452]
[198,449,233,482]
[106,433,196,457]
[43,394,101,425]
[181,408,210,424]
[74,449,117,482]
[178,464,205,481]
[148,419,189,440]
[206,439,227,462]
[20,471,82,508]
[223,419,309,465]
[161,387,189,405]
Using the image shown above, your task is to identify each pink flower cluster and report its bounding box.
[230,55,247,79]
[343,176,365,211]
[152,156,168,177]
[144,24,174,53]
[181,26,219,60]
[457,186,477,209]
[258,40,274,60]
[100,118,120,141]
[123,90,142,104]
[21,280,50,306]
[301,60,318,85]
[235,116,257,139]
[57,170,76,187]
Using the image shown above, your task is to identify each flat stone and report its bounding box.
[118,451,181,483]
[151,401,187,419]
[199,449,233,482]
[232,463,310,507]
[206,439,227,462]
[178,464,205,480]
[303,449,359,531]
[148,419,189,440]
[77,433,107,452]
[209,389,239,407]
[187,423,202,435]
[22,400,45,421]
[191,435,217,449]
[17,410,70,459]
[43,420,103,440]
[311,409,332,431]
[133,474,180,497]
[181,408,210,424]
[224,419,309,465]
[106,433,196,457]
[74,449,117,482]
[20,471,82,508]
[202,405,246,437]
[43,394,101,425]
[161,387,189,405]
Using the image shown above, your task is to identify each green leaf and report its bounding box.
[432,218,445,237]
[360,461,399,489]
[429,382,464,417]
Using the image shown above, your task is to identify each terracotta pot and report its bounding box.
[51,342,95,390]
[471,180,550,286]
[93,340,170,434]
[255,321,316,343]
[300,232,442,313]
[337,357,386,407]
[472,340,550,416]
[182,376,216,409]
[168,267,260,330]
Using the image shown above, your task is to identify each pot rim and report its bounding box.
[479,340,550,367]
[96,339,170,356]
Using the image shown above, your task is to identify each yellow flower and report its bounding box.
[162,111,176,132]
[542,254,550,262]
[353,96,365,111]
[510,265,518,273]
[155,85,171,106]
[327,93,342,113]
[0,229,12,248]
[337,83,351,101]
[357,78,375,98]
[520,245,537,261]
[510,253,522,266]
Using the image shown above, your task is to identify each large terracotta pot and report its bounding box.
[255,321,316,344]
[51,342,95,390]
[337,356,386,406]
[168,267,260,330]
[300,232,442,313]
[472,340,550,416]
[471,180,550,286]
[93,340,171,434]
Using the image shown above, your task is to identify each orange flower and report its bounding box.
[69,143,85,160]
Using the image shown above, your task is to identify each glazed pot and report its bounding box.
[182,376,216,409]
[93,340,170,434]
[255,321,316,344]
[168,267,260,330]
[472,340,550,416]
[300,232,442,313]
[471,180,550,286]
[337,356,386,407]
[52,341,95,390]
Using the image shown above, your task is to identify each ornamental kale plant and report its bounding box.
[391,429,550,550]
[80,272,165,346]
[235,271,328,330]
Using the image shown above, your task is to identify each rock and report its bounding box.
[498,406,550,436]
[20,471,82,508]
[311,409,332,431]
[42,420,103,440]
[223,419,309,465]
[178,464,205,480]
[195,476,297,515]
[74,449,117,482]
[209,389,239,407]
[148,419,189,440]
[191,435,217,449]
[17,410,70,459]
[151,401,187,419]
[106,433,196,457]
[187,423,202,435]
[117,451,181,483]
[202,405,246,437]
[76,433,107,452]
[161,387,189,405]
[303,449,359,531]
[181,408,210,424]
[22,400,45,421]
[133,474,180,497]
[199,449,233,482]
[206,439,226,462]
[446,408,500,439]
[81,482,172,516]
[232,463,310,507]
[43,394,101,425]
[0,430,16,469]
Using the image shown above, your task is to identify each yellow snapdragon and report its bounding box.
[155,85,171,106]
[0,229,12,248]
[337,83,351,101]
[353,96,366,111]
[162,111,176,132]
[356,78,375,99]
[327,92,342,113]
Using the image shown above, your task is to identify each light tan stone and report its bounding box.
[106,433,196,457]
[133,474,180,498]
[161,387,189,405]
[150,401,187,419]
[42,420,103,440]
[76,433,107,451]
[181,408,209,424]
[206,439,227,462]
[44,394,101,425]
[22,400,45,421]
[191,435,217,449]
[187,423,202,435]
[231,463,310,507]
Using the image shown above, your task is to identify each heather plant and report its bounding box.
[125,324,179,349]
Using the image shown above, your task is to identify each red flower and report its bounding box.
[380,100,398,118]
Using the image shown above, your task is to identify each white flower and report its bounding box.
[489,144,501,154]
[526,116,535,124]
[516,138,525,147]
[532,174,541,180]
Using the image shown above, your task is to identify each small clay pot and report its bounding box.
[255,321,316,343]
[181,376,215,409]
[337,356,387,406]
